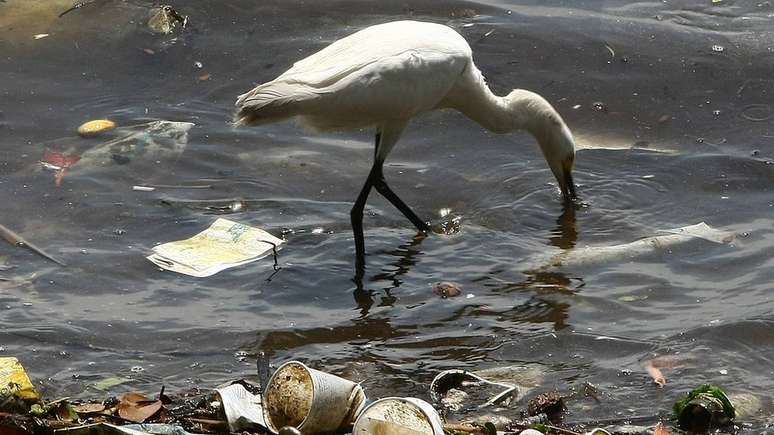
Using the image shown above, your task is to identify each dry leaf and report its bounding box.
[654,422,670,435]
[645,363,666,387]
[74,402,106,413]
[198,73,211,81]
[117,392,163,423]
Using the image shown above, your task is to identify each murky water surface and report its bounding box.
[2,0,774,430]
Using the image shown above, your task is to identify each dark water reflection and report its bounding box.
[2,0,774,430]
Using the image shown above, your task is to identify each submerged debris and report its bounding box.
[0,223,66,266]
[527,391,565,421]
[673,384,735,432]
[148,5,188,34]
[432,281,462,298]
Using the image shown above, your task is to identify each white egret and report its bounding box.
[235,20,577,269]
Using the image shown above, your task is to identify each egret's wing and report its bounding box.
[275,21,468,87]
[235,21,470,125]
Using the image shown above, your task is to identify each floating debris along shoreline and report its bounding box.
[0,357,750,435]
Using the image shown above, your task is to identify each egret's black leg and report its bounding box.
[351,132,382,278]
[372,165,431,233]
[351,169,376,275]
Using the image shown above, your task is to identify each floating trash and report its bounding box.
[432,282,462,298]
[148,5,187,34]
[711,44,725,52]
[0,357,39,401]
[430,369,519,411]
[78,120,193,168]
[353,397,444,435]
[40,150,81,187]
[539,222,734,269]
[527,391,565,420]
[263,361,365,434]
[216,383,266,432]
[147,218,284,277]
[673,384,735,432]
[77,119,116,137]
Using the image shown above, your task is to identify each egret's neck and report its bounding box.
[453,85,514,134]
[451,84,552,135]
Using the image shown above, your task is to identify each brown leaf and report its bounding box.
[645,363,666,387]
[73,402,106,413]
[654,422,670,435]
[120,392,148,403]
[198,73,211,81]
[117,392,163,423]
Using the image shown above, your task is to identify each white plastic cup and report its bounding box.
[352,397,445,435]
[263,361,366,434]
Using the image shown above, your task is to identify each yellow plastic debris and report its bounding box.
[77,119,117,137]
[0,357,39,400]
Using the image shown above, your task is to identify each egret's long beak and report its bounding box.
[560,158,577,201]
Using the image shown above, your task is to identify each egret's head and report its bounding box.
[536,116,577,201]
[506,90,577,201]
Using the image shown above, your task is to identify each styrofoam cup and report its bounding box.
[352,397,444,435]
[263,361,365,434]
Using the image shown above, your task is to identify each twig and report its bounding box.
[544,424,582,435]
[256,352,270,394]
[58,0,98,18]
[140,184,213,189]
[604,44,615,59]
[444,423,485,434]
[0,223,66,266]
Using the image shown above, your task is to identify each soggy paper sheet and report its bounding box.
[216,383,266,432]
[147,218,284,277]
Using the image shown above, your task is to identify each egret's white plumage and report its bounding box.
[235,20,577,271]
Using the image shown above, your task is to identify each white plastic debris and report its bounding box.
[541,222,734,269]
[146,218,284,277]
[430,370,519,410]
[78,120,194,168]
[215,383,266,432]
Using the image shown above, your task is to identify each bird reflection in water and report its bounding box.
[353,231,427,316]
[352,201,583,323]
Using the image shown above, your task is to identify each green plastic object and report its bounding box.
[673,384,735,432]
